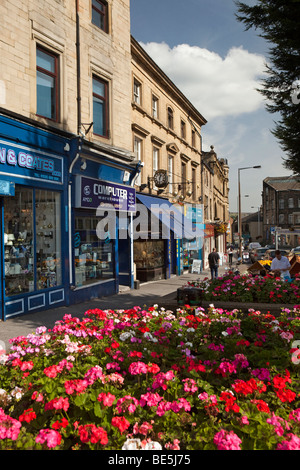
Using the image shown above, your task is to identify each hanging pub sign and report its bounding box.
[75,175,136,212]
[0,140,63,184]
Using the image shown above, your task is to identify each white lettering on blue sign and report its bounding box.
[93,183,128,199]
[0,146,61,179]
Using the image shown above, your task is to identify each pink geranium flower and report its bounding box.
[214,429,242,450]
[35,429,62,448]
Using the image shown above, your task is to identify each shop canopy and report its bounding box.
[136,194,203,240]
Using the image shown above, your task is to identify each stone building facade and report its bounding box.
[130,37,209,277]
[201,146,230,264]
[131,38,230,273]
[0,0,133,153]
[131,37,206,203]
[0,0,231,317]
[0,0,139,319]
[263,176,300,247]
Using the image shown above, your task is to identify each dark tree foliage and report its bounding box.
[235,0,300,174]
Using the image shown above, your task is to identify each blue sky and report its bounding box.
[130,0,291,214]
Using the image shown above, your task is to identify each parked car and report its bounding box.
[248,242,262,250]
[291,246,300,255]
[250,247,269,262]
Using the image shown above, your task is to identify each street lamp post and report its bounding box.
[238,166,261,259]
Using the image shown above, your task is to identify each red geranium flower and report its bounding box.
[19,408,36,423]
[111,416,130,434]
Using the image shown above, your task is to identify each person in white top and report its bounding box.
[270,250,291,279]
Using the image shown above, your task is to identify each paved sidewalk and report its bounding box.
[0,261,246,350]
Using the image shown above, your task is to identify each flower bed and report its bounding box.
[0,304,300,450]
[186,272,300,304]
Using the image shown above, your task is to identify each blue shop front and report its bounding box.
[177,204,204,275]
[0,113,69,320]
[133,195,203,282]
[68,143,137,305]
[0,113,138,320]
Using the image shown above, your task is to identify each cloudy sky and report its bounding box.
[130,0,291,214]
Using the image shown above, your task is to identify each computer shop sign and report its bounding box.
[75,175,136,212]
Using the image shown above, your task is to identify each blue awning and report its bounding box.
[136,194,203,240]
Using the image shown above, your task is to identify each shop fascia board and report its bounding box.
[81,141,135,171]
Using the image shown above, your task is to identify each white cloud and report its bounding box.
[140,41,267,120]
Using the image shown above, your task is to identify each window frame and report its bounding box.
[192,167,196,199]
[181,161,187,197]
[191,129,196,147]
[167,106,174,130]
[168,155,173,194]
[181,119,186,140]
[133,79,141,105]
[36,45,59,122]
[92,0,108,33]
[152,94,159,119]
[153,146,159,190]
[92,76,109,138]
[134,135,143,186]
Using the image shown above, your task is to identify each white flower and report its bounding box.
[119,332,132,342]
[143,332,158,343]
[122,438,142,450]
[187,328,195,333]
[0,354,8,365]
[143,440,162,450]
[195,308,206,316]
[222,331,229,336]
[10,386,23,400]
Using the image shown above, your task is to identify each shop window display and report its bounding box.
[74,215,114,287]
[3,186,62,297]
[134,240,165,269]
[35,190,62,290]
[4,187,34,296]
[134,240,165,282]
[182,238,201,269]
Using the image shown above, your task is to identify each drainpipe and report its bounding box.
[76,0,81,135]
[68,138,82,287]
[68,0,82,288]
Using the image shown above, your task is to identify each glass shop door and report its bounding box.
[0,197,4,321]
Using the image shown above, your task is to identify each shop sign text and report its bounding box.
[0,141,63,184]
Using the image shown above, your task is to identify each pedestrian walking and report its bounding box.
[228,247,233,265]
[208,248,220,280]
